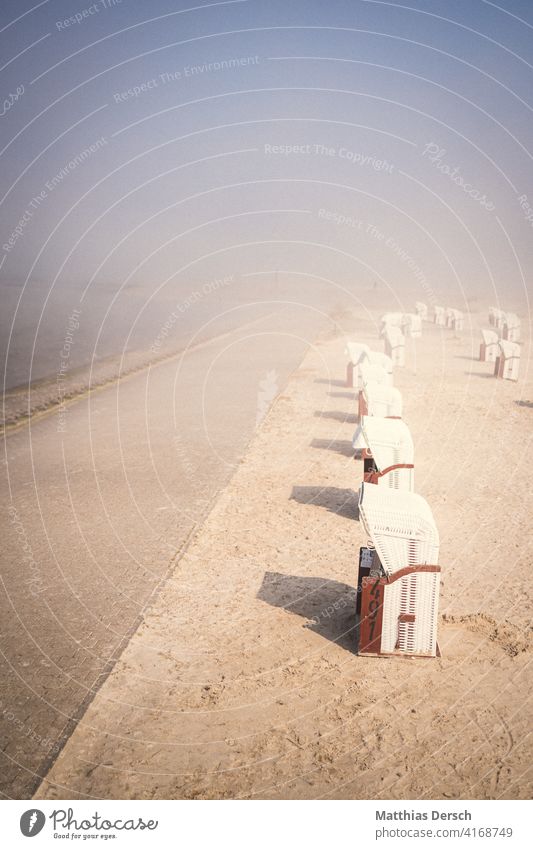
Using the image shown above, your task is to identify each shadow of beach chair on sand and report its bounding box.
[257,571,357,652]
[290,485,358,519]
[310,438,356,457]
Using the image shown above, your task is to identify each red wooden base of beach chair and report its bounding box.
[347,362,354,388]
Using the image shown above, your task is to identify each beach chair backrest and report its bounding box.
[499,339,520,359]
[346,342,370,365]
[481,328,498,346]
[359,360,393,388]
[358,483,440,577]
[363,382,403,418]
[360,416,414,470]
[366,350,393,374]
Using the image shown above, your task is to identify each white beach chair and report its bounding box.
[357,381,403,420]
[357,482,440,658]
[365,350,394,374]
[503,313,520,343]
[447,308,463,330]
[358,360,393,389]
[345,342,370,387]
[489,307,506,330]
[415,301,428,320]
[445,307,464,330]
[494,339,520,381]
[379,312,404,336]
[383,325,405,367]
[479,329,499,362]
[402,313,422,338]
[355,416,415,491]
[433,306,446,326]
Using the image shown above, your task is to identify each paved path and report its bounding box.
[1,301,326,798]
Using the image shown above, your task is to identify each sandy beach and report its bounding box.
[33,304,532,801]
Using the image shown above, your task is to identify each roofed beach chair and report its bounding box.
[365,350,393,374]
[379,312,404,336]
[450,310,465,330]
[345,342,370,388]
[354,416,415,491]
[415,301,428,320]
[357,381,403,420]
[383,325,405,367]
[494,339,520,381]
[489,307,506,330]
[402,313,422,338]
[358,360,393,389]
[433,306,446,326]
[445,308,464,331]
[502,313,520,343]
[479,329,499,362]
[356,483,440,658]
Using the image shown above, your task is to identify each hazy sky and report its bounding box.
[1,0,532,384]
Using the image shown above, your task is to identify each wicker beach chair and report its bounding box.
[452,309,464,331]
[357,381,403,420]
[489,307,506,330]
[494,339,520,381]
[402,313,422,338]
[502,313,520,343]
[345,342,370,387]
[479,329,499,362]
[356,416,415,491]
[366,350,394,374]
[358,360,393,389]
[433,306,446,326]
[415,301,428,320]
[383,325,405,367]
[379,312,404,337]
[357,482,440,658]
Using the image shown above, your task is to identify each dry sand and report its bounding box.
[35,307,532,800]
